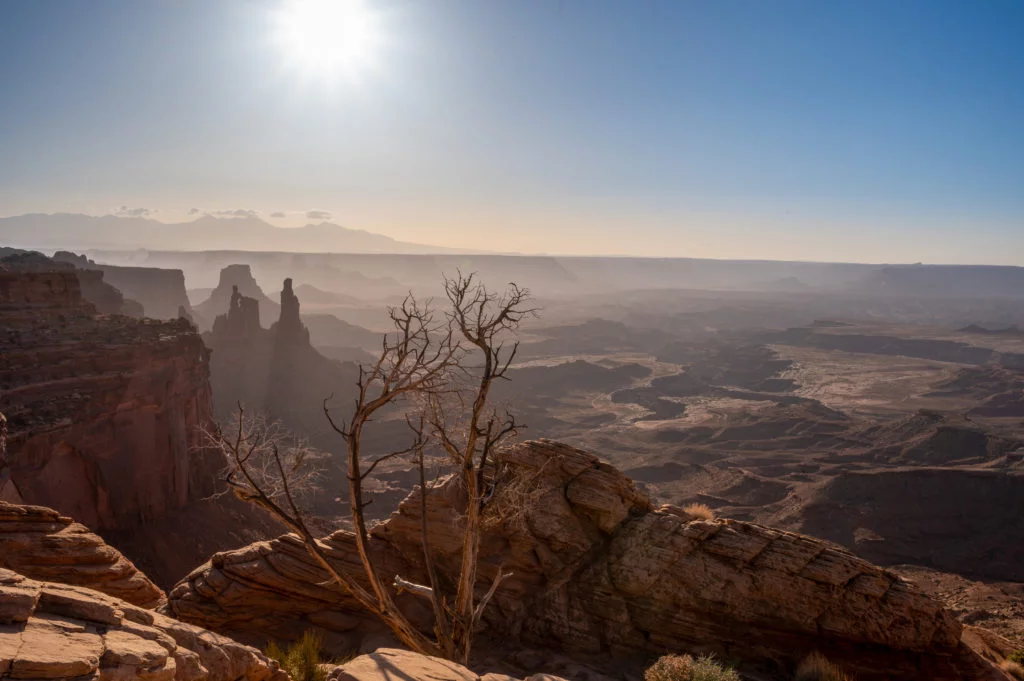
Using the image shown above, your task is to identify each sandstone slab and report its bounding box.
[0,568,286,681]
[169,440,1012,680]
[0,502,165,608]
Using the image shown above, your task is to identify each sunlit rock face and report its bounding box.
[0,264,223,531]
[0,501,166,609]
[168,440,1009,681]
[0,568,288,681]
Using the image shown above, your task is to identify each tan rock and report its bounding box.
[169,439,1011,681]
[328,648,479,681]
[0,569,286,681]
[0,502,166,609]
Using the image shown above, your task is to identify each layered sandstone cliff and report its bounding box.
[0,502,165,609]
[0,569,287,681]
[167,440,1010,681]
[0,265,279,589]
[53,251,194,320]
[0,251,141,316]
[0,266,222,530]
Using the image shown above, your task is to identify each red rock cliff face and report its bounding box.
[0,267,223,531]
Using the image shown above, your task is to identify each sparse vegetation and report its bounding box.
[645,654,740,681]
[1002,659,1024,680]
[212,272,536,664]
[265,631,327,681]
[795,652,850,681]
[1010,650,1024,665]
[683,503,715,521]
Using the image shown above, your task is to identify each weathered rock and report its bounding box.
[0,265,223,531]
[202,272,358,451]
[168,440,1011,680]
[166,530,412,648]
[0,502,165,609]
[0,265,279,590]
[53,251,195,321]
[326,649,570,681]
[195,265,280,328]
[0,251,142,317]
[0,568,287,681]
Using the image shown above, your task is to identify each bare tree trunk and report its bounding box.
[215,274,533,664]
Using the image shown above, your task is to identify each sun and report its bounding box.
[273,0,381,80]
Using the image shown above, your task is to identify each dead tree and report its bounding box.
[210,273,534,663]
[413,273,535,662]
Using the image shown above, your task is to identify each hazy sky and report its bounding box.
[1,0,1022,263]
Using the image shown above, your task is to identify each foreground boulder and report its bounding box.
[328,648,569,681]
[169,440,1010,680]
[0,502,165,609]
[0,568,287,681]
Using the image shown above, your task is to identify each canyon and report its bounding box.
[5,250,1024,680]
[0,255,278,587]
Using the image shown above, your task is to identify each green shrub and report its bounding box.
[265,630,327,681]
[1010,650,1024,665]
[645,654,740,681]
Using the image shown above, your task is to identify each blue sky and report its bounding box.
[1,0,1022,262]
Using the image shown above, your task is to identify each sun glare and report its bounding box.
[274,0,381,80]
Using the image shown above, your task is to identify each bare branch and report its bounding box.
[393,575,434,600]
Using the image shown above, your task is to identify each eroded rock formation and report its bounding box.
[0,266,222,531]
[53,251,194,320]
[195,265,280,330]
[1,251,142,316]
[167,440,1010,681]
[203,273,357,452]
[0,502,165,609]
[0,265,279,590]
[0,569,287,681]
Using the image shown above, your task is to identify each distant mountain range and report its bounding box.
[0,213,479,254]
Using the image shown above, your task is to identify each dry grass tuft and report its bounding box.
[1001,660,1024,680]
[683,503,715,521]
[644,653,739,681]
[265,631,330,681]
[795,652,851,681]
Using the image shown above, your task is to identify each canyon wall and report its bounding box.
[0,265,222,531]
[53,251,193,320]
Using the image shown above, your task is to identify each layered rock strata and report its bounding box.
[0,266,223,531]
[1,251,142,316]
[168,440,1009,680]
[53,251,194,320]
[0,569,287,681]
[0,502,165,609]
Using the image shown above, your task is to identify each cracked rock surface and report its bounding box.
[0,502,166,609]
[0,568,287,681]
[168,440,1010,680]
